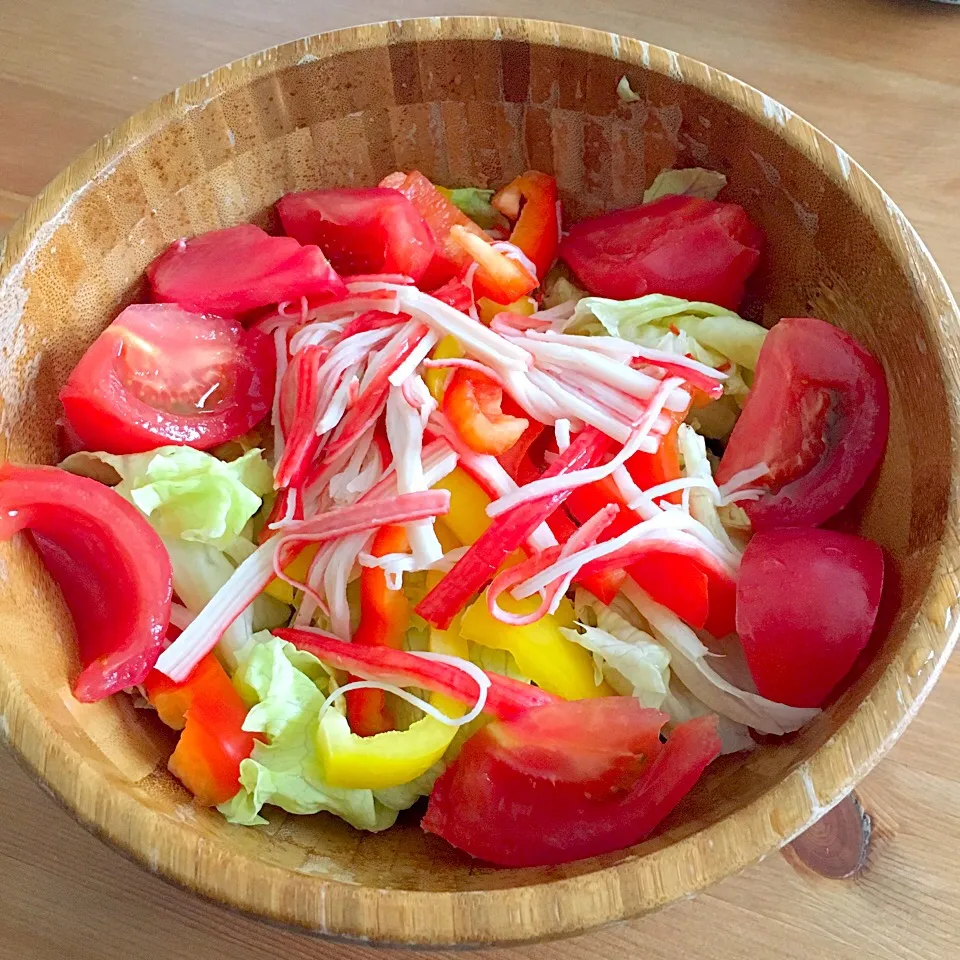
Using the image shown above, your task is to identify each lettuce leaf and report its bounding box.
[219,635,421,831]
[60,446,272,550]
[570,293,766,372]
[643,167,728,203]
[569,593,670,708]
[442,187,503,230]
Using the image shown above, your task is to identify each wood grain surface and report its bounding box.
[1,0,959,957]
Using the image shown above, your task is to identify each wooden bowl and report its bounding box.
[0,16,958,947]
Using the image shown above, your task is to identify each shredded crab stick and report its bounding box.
[275,627,559,721]
[155,490,451,682]
[487,504,621,625]
[416,427,612,629]
[486,377,684,519]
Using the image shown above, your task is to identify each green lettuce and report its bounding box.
[60,446,272,550]
[570,293,766,372]
[444,187,503,230]
[643,167,728,203]
[218,634,428,830]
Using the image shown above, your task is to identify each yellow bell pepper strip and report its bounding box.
[264,541,320,603]
[477,294,536,327]
[317,708,458,789]
[441,368,529,456]
[432,467,492,545]
[346,525,410,737]
[459,592,612,700]
[492,171,561,280]
[425,334,463,403]
[276,627,558,721]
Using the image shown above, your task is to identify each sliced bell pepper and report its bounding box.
[276,627,558,720]
[459,592,610,700]
[346,525,411,737]
[477,294,536,327]
[545,505,626,604]
[441,368,529,456]
[432,467,493,545]
[425,334,463,403]
[144,652,258,806]
[450,225,538,305]
[0,464,172,702]
[493,171,560,280]
[416,428,612,629]
[497,422,547,484]
[625,416,684,505]
[317,708,457,789]
[264,541,320,603]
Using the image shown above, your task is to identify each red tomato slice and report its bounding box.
[559,195,762,308]
[422,701,721,867]
[736,527,884,707]
[59,303,275,454]
[277,188,435,284]
[0,465,172,702]
[148,223,346,316]
[716,317,889,529]
[379,171,488,288]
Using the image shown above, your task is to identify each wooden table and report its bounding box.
[2,1,960,957]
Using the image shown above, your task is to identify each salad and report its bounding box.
[0,164,889,868]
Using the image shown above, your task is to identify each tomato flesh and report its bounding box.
[716,317,889,529]
[736,527,884,708]
[379,171,488,288]
[422,701,721,866]
[148,223,346,316]
[559,194,762,308]
[277,188,435,284]
[59,303,274,454]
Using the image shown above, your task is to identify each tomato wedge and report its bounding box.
[0,465,172,701]
[277,188,435,284]
[422,700,721,866]
[559,194,762,308]
[59,303,275,454]
[148,223,346,316]
[379,171,488,288]
[737,527,884,708]
[716,317,889,529]
[441,368,529,456]
[145,652,258,805]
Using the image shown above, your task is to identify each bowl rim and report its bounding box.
[2,15,960,947]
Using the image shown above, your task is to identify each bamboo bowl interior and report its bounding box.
[1,17,959,947]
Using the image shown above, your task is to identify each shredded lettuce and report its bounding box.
[565,598,670,708]
[60,446,272,550]
[617,75,642,103]
[219,634,420,830]
[542,268,587,309]
[643,167,728,203]
[570,293,766,372]
[662,677,756,755]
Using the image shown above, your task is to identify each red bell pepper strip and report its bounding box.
[493,171,560,280]
[441,368,529,456]
[415,428,613,629]
[144,652,258,806]
[275,626,558,721]
[0,464,172,702]
[496,421,546,481]
[625,416,683,506]
[347,525,411,736]
[422,704,721,866]
[450,225,538,305]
